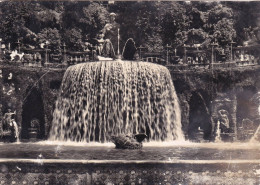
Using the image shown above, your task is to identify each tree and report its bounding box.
[186,28,208,46]
[160,2,189,47]
[180,2,236,49]
[109,1,141,50]
[206,3,236,46]
[207,3,233,25]
[134,2,164,51]
[0,1,63,49]
[213,18,236,45]
[63,28,83,51]
[61,1,86,30]
[0,2,30,46]
[37,28,61,50]
[0,1,259,53]
[225,2,260,45]
[80,2,109,39]
[109,1,163,52]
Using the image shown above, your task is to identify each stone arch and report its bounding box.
[188,91,211,140]
[21,86,45,140]
[49,80,61,90]
[236,86,259,140]
[236,85,258,126]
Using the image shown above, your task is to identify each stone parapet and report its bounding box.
[0,159,259,184]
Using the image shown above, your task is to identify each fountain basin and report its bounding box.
[0,142,260,184]
[0,159,259,185]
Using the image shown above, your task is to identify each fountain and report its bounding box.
[1,7,260,184]
[2,53,260,185]
[215,120,222,142]
[122,38,137,60]
[49,60,184,142]
[251,125,260,142]
[50,22,184,142]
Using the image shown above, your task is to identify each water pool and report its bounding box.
[0,141,259,161]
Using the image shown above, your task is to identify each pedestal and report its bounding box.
[28,128,38,142]
[192,130,205,143]
[115,54,122,60]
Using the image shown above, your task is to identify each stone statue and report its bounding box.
[218,109,230,131]
[100,13,120,58]
[3,109,19,142]
[3,109,16,127]
[110,133,147,149]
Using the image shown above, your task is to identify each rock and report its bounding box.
[110,134,147,149]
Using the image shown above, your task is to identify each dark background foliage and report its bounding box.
[0,1,259,52]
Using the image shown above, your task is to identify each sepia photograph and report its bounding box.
[0,0,260,184]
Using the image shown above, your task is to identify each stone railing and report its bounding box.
[166,62,240,72]
[235,59,259,66]
[66,51,90,65]
[1,48,260,70]
[167,63,210,72]
[0,49,93,68]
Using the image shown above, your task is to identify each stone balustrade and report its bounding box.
[1,46,259,70]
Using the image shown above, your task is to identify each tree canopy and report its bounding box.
[0,1,259,52]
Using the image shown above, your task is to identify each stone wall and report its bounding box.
[169,66,260,141]
[0,65,65,139]
[0,160,258,184]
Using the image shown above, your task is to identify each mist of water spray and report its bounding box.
[49,61,184,142]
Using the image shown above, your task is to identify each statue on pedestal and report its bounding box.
[100,13,120,59]
[218,109,230,132]
[3,109,19,142]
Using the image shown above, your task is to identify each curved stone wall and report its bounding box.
[1,64,260,141]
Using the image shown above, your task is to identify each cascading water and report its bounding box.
[215,121,221,143]
[250,92,260,142]
[49,61,184,142]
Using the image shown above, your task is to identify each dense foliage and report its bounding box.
[0,1,259,52]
